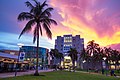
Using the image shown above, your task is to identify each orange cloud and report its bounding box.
[49,0,120,47]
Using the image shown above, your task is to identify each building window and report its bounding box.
[64,37,72,42]
[10,52,15,55]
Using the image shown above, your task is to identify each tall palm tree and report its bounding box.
[86,40,99,69]
[87,40,99,56]
[68,48,78,71]
[18,0,57,76]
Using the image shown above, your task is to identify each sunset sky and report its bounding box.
[0,0,120,50]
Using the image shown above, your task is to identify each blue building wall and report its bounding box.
[20,46,48,68]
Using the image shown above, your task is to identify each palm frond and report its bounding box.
[40,17,57,25]
[48,19,57,25]
[18,12,34,21]
[44,20,51,28]
[41,0,48,8]
[33,0,38,5]
[19,19,35,39]
[25,1,34,9]
[43,23,52,39]
[41,7,53,17]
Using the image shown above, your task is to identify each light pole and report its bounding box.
[15,43,24,76]
[83,60,86,70]
[102,57,106,75]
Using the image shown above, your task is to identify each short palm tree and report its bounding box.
[111,49,119,70]
[18,0,57,76]
[68,48,78,71]
[104,47,112,69]
[80,48,90,70]
[50,49,63,65]
[58,52,63,66]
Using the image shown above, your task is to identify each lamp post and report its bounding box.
[102,57,106,75]
[83,60,86,70]
[15,43,24,76]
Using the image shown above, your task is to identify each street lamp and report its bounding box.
[102,57,106,75]
[15,43,24,76]
[82,60,86,70]
[83,60,86,63]
[103,57,106,69]
[103,57,106,61]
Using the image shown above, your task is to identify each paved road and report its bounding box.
[0,69,53,78]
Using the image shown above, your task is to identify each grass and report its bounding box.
[76,68,120,76]
[0,71,119,80]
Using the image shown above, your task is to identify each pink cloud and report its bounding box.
[50,0,120,38]
[108,43,120,51]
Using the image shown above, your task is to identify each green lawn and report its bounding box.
[0,71,119,80]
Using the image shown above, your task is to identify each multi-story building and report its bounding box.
[55,34,84,68]
[55,34,84,55]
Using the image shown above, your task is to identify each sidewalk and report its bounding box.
[0,69,53,78]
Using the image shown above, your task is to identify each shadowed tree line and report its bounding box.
[49,40,120,73]
[81,40,120,70]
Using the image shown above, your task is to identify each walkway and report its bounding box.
[0,69,53,78]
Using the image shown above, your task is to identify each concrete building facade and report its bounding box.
[55,34,84,55]
[55,34,84,68]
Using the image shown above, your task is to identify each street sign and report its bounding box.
[19,52,25,62]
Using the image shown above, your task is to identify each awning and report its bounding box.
[0,52,18,59]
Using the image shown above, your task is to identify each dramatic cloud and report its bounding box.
[108,43,120,51]
[1,0,120,50]
[50,0,120,46]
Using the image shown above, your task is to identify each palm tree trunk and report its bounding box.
[72,60,75,72]
[115,61,117,70]
[60,58,61,66]
[34,24,39,76]
[87,59,89,72]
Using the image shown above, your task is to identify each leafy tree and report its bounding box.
[18,0,57,75]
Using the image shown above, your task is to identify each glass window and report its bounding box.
[64,37,72,42]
